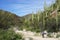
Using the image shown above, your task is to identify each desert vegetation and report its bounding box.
[0,0,60,40]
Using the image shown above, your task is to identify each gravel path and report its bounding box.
[14,29,60,40]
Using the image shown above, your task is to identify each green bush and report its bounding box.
[47,33,53,38]
[0,29,23,40]
[56,34,60,38]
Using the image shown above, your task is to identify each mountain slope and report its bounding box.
[0,10,23,29]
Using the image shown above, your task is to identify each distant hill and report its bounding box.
[0,10,23,29]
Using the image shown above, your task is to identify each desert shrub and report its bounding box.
[0,29,23,40]
[56,34,60,38]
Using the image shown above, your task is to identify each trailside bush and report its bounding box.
[0,29,23,40]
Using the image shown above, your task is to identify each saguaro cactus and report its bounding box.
[42,0,47,30]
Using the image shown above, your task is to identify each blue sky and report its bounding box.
[0,0,55,16]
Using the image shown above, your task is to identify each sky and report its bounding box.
[0,0,55,16]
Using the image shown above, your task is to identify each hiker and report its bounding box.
[42,30,47,38]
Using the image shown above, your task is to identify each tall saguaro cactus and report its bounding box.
[55,0,59,31]
[42,0,47,30]
[32,12,34,22]
[37,11,40,22]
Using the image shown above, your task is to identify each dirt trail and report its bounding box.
[14,29,60,40]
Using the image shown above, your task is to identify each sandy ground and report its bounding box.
[14,28,60,40]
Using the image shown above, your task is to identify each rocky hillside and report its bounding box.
[0,10,23,29]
